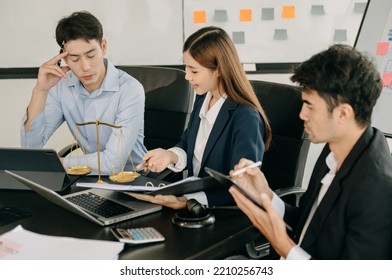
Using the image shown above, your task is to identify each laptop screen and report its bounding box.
[0,148,76,191]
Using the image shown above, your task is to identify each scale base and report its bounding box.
[172,209,215,228]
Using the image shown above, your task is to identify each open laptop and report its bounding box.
[4,170,162,226]
[0,148,80,191]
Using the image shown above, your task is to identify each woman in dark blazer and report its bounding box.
[132,26,271,207]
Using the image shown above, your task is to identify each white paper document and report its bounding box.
[0,225,124,260]
[76,176,200,192]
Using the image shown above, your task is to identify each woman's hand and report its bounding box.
[136,148,178,173]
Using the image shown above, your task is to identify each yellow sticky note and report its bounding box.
[376,42,389,56]
[194,11,206,24]
[282,6,295,19]
[240,9,252,22]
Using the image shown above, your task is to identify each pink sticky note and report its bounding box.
[382,73,392,86]
[376,42,389,55]
[0,237,22,258]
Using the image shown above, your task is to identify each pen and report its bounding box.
[57,45,64,67]
[143,160,149,172]
[231,161,262,176]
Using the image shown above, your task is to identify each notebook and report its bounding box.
[0,148,79,191]
[4,170,162,226]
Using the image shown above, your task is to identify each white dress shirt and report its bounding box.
[273,151,337,260]
[168,92,227,205]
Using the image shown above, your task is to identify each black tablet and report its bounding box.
[204,167,265,210]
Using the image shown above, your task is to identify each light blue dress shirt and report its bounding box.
[21,59,147,175]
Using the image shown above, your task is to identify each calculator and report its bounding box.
[110,227,165,244]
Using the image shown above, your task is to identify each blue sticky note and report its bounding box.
[354,2,367,14]
[334,29,347,42]
[262,8,274,21]
[214,10,228,22]
[311,5,325,15]
[274,29,288,40]
[232,31,245,44]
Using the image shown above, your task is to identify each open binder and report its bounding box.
[76,176,221,196]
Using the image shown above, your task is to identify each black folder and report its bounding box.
[148,176,221,196]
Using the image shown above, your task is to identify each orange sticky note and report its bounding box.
[194,11,206,24]
[282,6,295,19]
[240,9,252,22]
[382,73,392,86]
[376,42,389,56]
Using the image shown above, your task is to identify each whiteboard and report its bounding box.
[0,0,184,67]
[184,0,368,63]
[355,0,392,134]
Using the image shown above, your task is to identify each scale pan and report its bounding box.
[66,165,93,176]
[109,171,140,183]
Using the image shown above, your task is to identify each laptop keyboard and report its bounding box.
[66,192,133,218]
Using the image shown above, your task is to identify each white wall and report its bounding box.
[0,79,71,151]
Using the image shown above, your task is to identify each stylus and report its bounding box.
[231,161,262,176]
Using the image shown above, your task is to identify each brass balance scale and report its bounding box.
[65,120,140,184]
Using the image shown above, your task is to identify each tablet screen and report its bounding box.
[204,167,264,210]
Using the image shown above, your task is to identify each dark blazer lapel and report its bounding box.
[315,127,374,222]
[294,145,330,241]
[300,127,375,250]
[186,96,204,175]
[200,100,237,168]
[301,176,342,249]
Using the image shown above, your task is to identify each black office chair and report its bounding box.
[59,66,194,180]
[120,66,194,180]
[240,80,310,259]
[384,133,392,156]
[119,66,194,150]
[252,80,310,204]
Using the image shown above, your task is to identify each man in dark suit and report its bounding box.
[230,44,392,259]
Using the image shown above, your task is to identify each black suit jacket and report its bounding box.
[285,127,392,259]
[176,94,266,205]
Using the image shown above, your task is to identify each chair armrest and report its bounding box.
[58,143,79,157]
[243,186,305,259]
[275,187,305,207]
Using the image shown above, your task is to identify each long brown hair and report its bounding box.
[183,26,271,149]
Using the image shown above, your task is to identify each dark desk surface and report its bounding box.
[0,176,260,260]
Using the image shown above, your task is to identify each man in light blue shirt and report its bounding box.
[21,11,146,175]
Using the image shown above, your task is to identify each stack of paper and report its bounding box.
[76,176,200,192]
[0,225,124,260]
